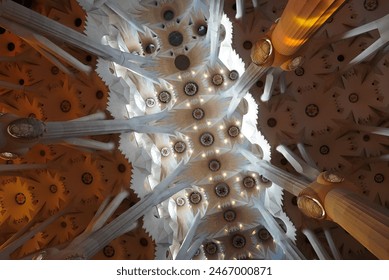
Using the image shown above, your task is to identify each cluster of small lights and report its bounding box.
[63,0,308,261]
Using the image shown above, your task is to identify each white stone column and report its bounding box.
[256,160,308,196]
[324,188,389,260]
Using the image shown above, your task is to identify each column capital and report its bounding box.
[297,172,359,220]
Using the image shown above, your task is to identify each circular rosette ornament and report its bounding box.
[116,226,155,260]
[0,96,45,120]
[187,150,249,185]
[133,0,193,27]
[202,179,242,211]
[149,41,209,78]
[26,170,68,217]
[16,144,56,164]
[152,18,193,53]
[330,68,387,124]
[0,177,36,227]
[42,214,84,245]
[96,150,133,191]
[40,82,84,121]
[215,230,258,260]
[185,187,208,214]
[202,240,223,260]
[233,172,268,200]
[304,130,359,172]
[60,154,107,204]
[198,205,262,238]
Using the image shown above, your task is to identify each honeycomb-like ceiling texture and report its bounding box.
[0,0,388,260]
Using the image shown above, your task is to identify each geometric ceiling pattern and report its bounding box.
[0,0,388,260]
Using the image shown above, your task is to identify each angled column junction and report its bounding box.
[297,172,389,259]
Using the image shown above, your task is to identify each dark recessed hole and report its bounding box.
[243,40,253,50]
[18,79,24,85]
[256,80,264,87]
[267,117,277,127]
[215,182,230,197]
[212,73,224,86]
[199,132,214,146]
[15,192,26,205]
[232,234,246,249]
[117,163,126,173]
[208,159,221,172]
[229,70,239,80]
[51,66,59,75]
[294,67,304,76]
[74,18,83,27]
[243,176,256,188]
[81,172,93,185]
[228,126,240,137]
[163,10,174,21]
[103,245,115,258]
[189,191,202,204]
[174,55,190,71]
[348,93,359,103]
[49,184,57,193]
[7,42,15,51]
[96,90,104,99]
[223,209,236,222]
[204,242,218,255]
[140,238,149,247]
[192,108,205,120]
[197,25,207,36]
[60,100,71,112]
[145,43,156,54]
[374,173,384,183]
[319,145,330,155]
[168,31,184,46]
[0,27,5,34]
[184,82,198,96]
[364,0,378,11]
[158,91,171,103]
[305,104,319,117]
[258,228,271,241]
[173,141,186,153]
[337,54,344,62]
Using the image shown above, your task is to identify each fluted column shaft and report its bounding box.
[298,173,389,259]
[271,0,345,56]
[251,0,345,69]
[325,188,389,259]
[256,160,308,196]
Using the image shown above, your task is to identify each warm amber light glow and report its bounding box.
[281,36,307,48]
[271,0,345,56]
[293,15,322,28]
